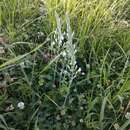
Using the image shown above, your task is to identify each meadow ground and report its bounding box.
[0,0,130,130]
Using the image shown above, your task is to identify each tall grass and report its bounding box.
[44,0,130,56]
[0,0,40,40]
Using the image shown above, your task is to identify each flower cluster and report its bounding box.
[48,13,85,106]
[49,13,82,82]
[17,102,25,110]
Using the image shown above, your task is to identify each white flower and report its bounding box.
[81,72,85,75]
[17,102,25,110]
[62,51,67,57]
[74,61,77,65]
[61,35,64,41]
[74,49,77,53]
[52,41,56,46]
[125,112,130,119]
[59,40,62,44]
[79,119,84,123]
[77,68,82,73]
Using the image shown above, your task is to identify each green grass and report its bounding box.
[0,0,40,40]
[44,0,130,57]
[0,0,130,130]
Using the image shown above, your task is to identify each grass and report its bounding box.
[0,0,130,130]
[44,0,130,57]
